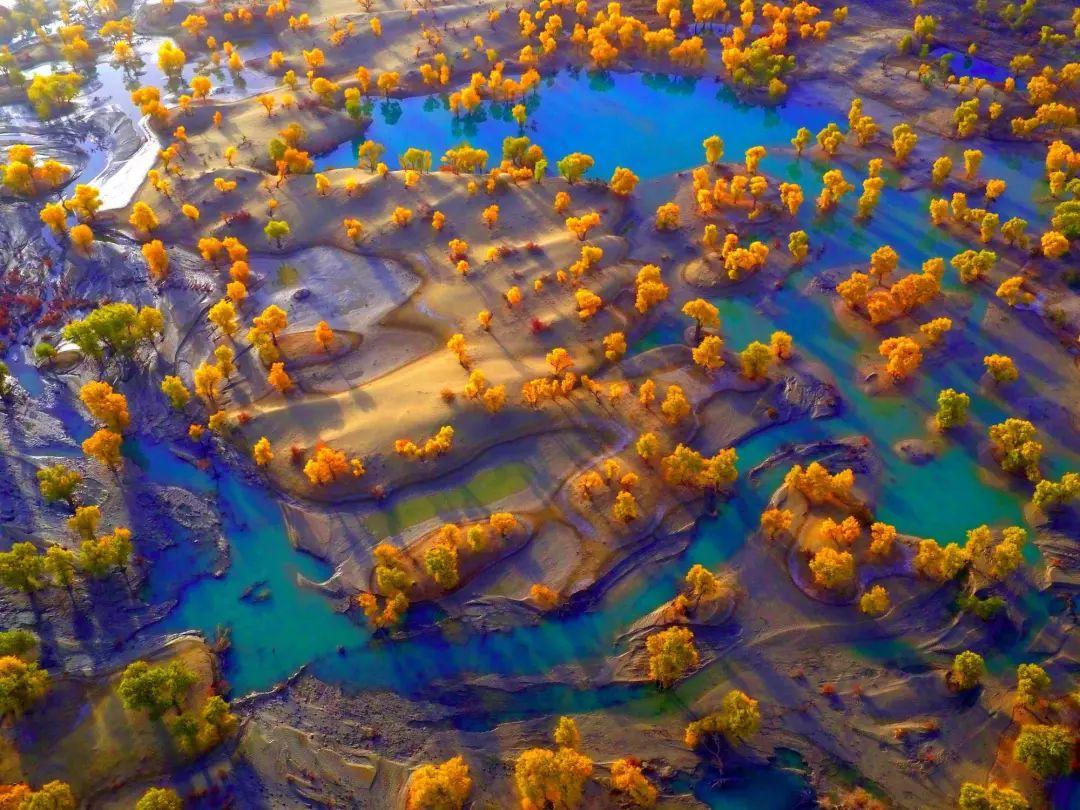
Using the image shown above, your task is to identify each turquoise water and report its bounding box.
[311,65,1062,548]
[315,69,836,180]
[928,47,1014,86]
[153,461,362,692]
[618,83,1061,544]
[310,66,1065,542]
[155,408,768,696]
[8,63,1075,807]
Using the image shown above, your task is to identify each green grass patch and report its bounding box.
[365,462,532,540]
[277,264,300,286]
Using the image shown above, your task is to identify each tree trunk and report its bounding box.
[118,566,136,600]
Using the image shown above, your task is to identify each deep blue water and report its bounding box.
[928,46,1014,85]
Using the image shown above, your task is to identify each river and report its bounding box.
[5,43,1076,808]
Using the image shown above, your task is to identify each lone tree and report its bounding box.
[264,218,291,249]
[406,755,472,810]
[36,464,82,509]
[645,627,699,688]
[1016,663,1050,707]
[1013,725,1074,779]
[513,718,594,810]
[935,389,969,430]
[684,689,761,749]
[950,650,985,691]
[957,783,1028,810]
[12,781,75,809]
[135,787,183,810]
[681,298,719,343]
[0,655,50,720]
[0,543,45,595]
[0,629,38,661]
[44,546,77,598]
[610,758,657,808]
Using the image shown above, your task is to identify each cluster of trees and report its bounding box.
[0,629,49,722]
[835,248,942,326]
[1032,471,1080,511]
[1,144,70,197]
[784,462,855,505]
[406,756,472,809]
[900,9,1077,137]
[684,689,760,749]
[117,659,195,719]
[127,222,342,458]
[645,626,698,687]
[514,717,594,809]
[786,464,1032,599]
[945,652,1068,793]
[717,4,844,95]
[25,71,82,118]
[79,379,131,470]
[768,465,893,600]
[957,783,1029,810]
[0,504,137,601]
[512,716,659,809]
[117,658,236,754]
[445,338,508,414]
[776,458,1037,612]
[657,443,738,494]
[358,543,410,628]
[0,780,75,808]
[27,14,1070,809]
[926,142,1075,260]
[358,514,515,628]
[303,444,365,485]
[959,524,1028,581]
[574,457,644,525]
[424,515,513,591]
[63,302,163,365]
[394,425,455,461]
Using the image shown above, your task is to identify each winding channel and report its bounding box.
[5,36,1077,805]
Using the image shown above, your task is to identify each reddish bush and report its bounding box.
[222,209,253,226]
